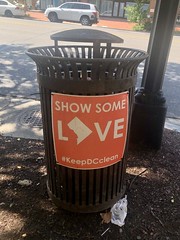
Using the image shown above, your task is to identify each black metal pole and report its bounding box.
[130,0,179,149]
[143,0,179,91]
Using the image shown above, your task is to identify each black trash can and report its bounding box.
[27,29,148,213]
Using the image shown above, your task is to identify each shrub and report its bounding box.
[125,0,150,31]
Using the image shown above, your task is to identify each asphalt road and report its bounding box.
[0,17,180,119]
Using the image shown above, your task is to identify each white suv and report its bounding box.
[0,0,25,17]
[44,2,99,26]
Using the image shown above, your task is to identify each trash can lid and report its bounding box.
[50,29,124,44]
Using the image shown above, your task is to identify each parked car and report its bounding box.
[44,2,99,26]
[0,0,25,17]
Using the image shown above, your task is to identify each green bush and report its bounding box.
[133,23,146,31]
[125,0,150,31]
[133,21,152,31]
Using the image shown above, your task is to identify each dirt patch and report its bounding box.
[0,129,180,240]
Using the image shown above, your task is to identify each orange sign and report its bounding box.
[51,92,129,170]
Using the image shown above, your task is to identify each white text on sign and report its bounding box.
[57,118,124,144]
[55,100,126,113]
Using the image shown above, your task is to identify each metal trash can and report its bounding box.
[27,29,148,213]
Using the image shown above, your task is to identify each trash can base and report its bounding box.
[47,181,126,213]
[130,101,167,149]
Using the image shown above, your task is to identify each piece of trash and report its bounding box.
[9,203,14,208]
[100,212,112,224]
[101,227,110,236]
[36,156,44,161]
[110,195,127,227]
[18,179,32,186]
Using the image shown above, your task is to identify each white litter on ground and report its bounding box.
[18,179,32,186]
[110,195,128,227]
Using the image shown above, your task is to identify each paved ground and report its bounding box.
[0,12,180,140]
